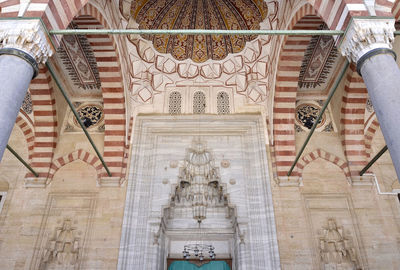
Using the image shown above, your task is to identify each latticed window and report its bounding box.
[217,91,230,114]
[169,91,182,114]
[193,91,206,114]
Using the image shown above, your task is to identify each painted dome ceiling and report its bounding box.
[125,0,268,63]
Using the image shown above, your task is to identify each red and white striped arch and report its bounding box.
[296,148,351,180]
[48,149,103,183]
[364,115,380,158]
[73,5,127,179]
[27,66,58,179]
[340,64,368,176]
[15,113,35,162]
[273,4,320,178]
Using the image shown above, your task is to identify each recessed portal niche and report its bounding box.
[117,115,280,270]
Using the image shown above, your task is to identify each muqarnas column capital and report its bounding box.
[0,19,54,65]
[339,18,395,63]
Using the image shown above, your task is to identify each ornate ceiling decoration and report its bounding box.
[122,0,268,63]
[298,24,340,93]
[120,0,279,108]
[56,22,101,91]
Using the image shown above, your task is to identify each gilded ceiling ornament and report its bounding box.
[122,0,268,63]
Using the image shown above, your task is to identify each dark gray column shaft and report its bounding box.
[0,54,34,160]
[359,53,400,179]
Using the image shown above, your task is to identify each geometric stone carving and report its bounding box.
[178,63,199,78]
[39,218,81,269]
[319,218,360,270]
[222,56,243,74]
[200,63,222,79]
[226,72,247,93]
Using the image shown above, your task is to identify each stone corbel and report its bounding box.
[339,18,395,64]
[0,19,54,75]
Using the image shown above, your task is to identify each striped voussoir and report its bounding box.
[15,113,35,162]
[340,64,368,176]
[273,4,320,178]
[310,0,394,30]
[26,66,58,179]
[392,0,400,20]
[75,5,127,179]
[364,115,380,158]
[296,148,351,180]
[48,149,103,184]
[0,0,89,34]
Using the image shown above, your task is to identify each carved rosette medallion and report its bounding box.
[73,104,104,129]
[295,103,326,130]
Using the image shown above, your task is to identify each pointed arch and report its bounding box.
[364,115,380,158]
[48,149,103,184]
[296,149,351,180]
[15,114,35,162]
[27,66,58,179]
[72,4,127,179]
[340,64,368,176]
[273,4,320,178]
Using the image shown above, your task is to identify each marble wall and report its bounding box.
[117,114,281,270]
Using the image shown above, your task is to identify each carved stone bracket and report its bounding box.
[0,19,54,64]
[339,18,395,63]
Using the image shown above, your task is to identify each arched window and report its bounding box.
[169,91,182,114]
[217,91,230,114]
[193,91,206,114]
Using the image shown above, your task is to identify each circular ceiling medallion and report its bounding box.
[129,0,268,63]
[295,103,326,130]
[73,104,104,129]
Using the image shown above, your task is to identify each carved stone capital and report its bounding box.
[0,19,53,64]
[339,18,395,63]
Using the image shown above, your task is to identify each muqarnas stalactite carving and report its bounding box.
[39,219,81,270]
[319,218,361,270]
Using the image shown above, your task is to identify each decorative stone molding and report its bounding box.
[349,175,374,186]
[98,176,124,187]
[0,19,53,64]
[24,177,47,188]
[339,18,395,63]
[276,176,301,187]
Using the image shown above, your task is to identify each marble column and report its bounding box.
[0,20,53,160]
[339,18,400,180]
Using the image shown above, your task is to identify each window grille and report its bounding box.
[217,91,230,114]
[193,91,206,114]
[169,91,182,114]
